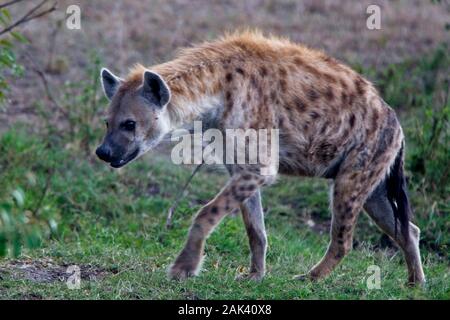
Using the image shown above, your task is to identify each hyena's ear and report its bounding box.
[100,68,123,100]
[141,70,171,108]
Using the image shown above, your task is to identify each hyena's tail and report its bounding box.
[386,141,411,243]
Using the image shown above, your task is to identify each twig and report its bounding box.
[31,168,54,217]
[165,163,203,229]
[0,0,25,10]
[0,0,57,36]
[46,19,61,71]
[23,50,69,118]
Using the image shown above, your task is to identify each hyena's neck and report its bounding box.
[151,58,228,130]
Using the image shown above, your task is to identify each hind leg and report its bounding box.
[236,189,267,281]
[295,171,372,281]
[364,180,425,285]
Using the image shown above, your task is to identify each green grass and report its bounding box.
[0,128,448,299]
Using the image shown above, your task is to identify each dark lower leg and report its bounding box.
[239,190,267,279]
[364,184,425,284]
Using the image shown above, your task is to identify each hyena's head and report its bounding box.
[96,68,171,168]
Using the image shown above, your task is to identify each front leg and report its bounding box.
[168,171,270,280]
[225,166,267,281]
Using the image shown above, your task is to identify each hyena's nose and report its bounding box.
[96,145,112,162]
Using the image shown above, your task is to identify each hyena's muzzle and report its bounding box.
[95,133,140,169]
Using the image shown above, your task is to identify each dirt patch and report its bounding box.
[15,293,44,300]
[0,258,112,284]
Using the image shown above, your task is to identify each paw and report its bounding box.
[168,262,198,280]
[407,276,426,288]
[235,272,265,282]
[292,273,318,282]
[292,274,308,281]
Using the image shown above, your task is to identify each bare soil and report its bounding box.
[0,257,112,284]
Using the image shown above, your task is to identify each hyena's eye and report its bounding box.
[120,120,136,132]
[104,120,109,129]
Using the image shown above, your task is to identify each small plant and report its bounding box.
[0,0,55,107]
[0,130,59,257]
[37,51,106,155]
[0,8,25,107]
[0,188,57,257]
[410,83,449,195]
[0,3,58,257]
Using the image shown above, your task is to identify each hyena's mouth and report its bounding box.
[110,148,140,168]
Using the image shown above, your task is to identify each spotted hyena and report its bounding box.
[96,31,425,285]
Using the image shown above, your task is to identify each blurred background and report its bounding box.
[1,0,449,131]
[0,0,448,299]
